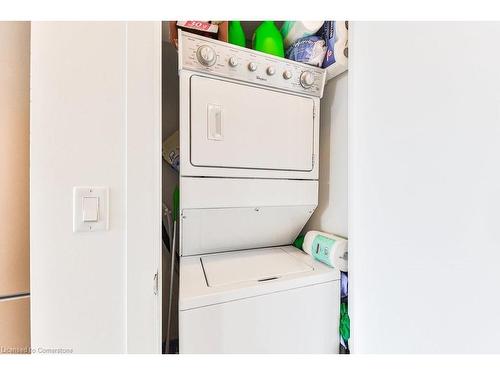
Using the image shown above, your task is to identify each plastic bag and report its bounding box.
[285,35,326,67]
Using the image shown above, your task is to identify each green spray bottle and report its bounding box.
[228,21,246,48]
[252,21,284,58]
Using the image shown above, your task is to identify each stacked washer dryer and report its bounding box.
[177,30,340,353]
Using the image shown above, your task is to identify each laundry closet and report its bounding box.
[161,21,348,354]
[29,21,348,354]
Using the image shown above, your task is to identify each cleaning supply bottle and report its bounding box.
[228,21,246,48]
[252,21,284,58]
[302,230,348,271]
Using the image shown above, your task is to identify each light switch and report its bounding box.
[82,196,99,222]
[73,186,109,232]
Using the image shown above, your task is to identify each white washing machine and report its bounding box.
[177,30,340,353]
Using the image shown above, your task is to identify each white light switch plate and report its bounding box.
[73,186,109,232]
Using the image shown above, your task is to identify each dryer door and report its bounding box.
[190,76,315,172]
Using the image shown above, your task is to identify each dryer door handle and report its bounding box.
[207,104,223,141]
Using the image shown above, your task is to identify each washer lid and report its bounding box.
[180,246,340,311]
[201,247,313,288]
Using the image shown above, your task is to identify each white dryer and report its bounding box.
[177,30,339,353]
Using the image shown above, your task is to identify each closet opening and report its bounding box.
[161,21,348,354]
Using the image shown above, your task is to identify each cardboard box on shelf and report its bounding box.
[168,21,228,49]
[177,21,218,34]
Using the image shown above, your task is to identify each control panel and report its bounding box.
[178,30,326,98]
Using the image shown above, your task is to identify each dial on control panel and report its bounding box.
[228,57,238,67]
[283,70,292,80]
[248,62,258,72]
[300,71,315,88]
[196,45,217,67]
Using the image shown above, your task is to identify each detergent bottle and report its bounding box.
[228,21,246,48]
[252,21,284,57]
[302,230,348,271]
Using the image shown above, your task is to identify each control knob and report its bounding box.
[228,57,238,67]
[300,71,315,88]
[196,45,216,67]
[248,62,258,71]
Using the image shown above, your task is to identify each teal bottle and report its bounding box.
[228,21,246,48]
[252,21,284,58]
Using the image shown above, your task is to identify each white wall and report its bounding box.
[304,72,348,238]
[125,22,162,354]
[350,22,500,353]
[31,22,161,353]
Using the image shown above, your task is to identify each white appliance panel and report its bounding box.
[179,280,339,354]
[190,75,315,172]
[181,205,315,256]
[178,30,326,98]
[179,72,320,180]
[180,177,319,209]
